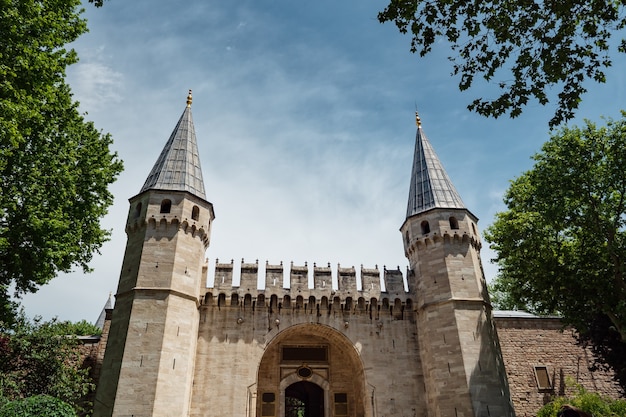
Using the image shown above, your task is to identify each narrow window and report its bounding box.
[134,202,142,219]
[405,230,410,245]
[334,393,348,416]
[261,392,276,417]
[449,216,459,229]
[420,220,430,234]
[191,205,200,221]
[160,199,172,213]
[534,366,552,390]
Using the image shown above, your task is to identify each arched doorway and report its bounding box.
[256,324,368,417]
[285,381,324,417]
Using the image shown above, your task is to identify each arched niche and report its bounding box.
[256,323,368,417]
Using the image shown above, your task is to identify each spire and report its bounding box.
[95,292,113,330]
[406,112,465,217]
[140,90,207,199]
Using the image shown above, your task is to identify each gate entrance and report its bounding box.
[256,324,368,417]
[285,381,324,417]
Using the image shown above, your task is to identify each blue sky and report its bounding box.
[20,0,626,323]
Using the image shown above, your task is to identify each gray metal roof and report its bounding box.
[140,92,206,199]
[94,292,113,330]
[406,116,465,217]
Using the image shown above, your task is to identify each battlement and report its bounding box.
[204,258,413,312]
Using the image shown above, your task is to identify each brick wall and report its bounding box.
[495,314,622,417]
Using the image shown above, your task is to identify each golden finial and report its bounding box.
[186,89,192,108]
[415,111,421,127]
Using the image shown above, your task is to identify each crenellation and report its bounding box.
[240,259,259,292]
[337,264,357,293]
[312,262,332,290]
[290,262,308,294]
[213,259,234,291]
[206,258,411,306]
[383,266,405,295]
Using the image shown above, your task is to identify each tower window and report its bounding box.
[134,202,142,219]
[160,199,172,213]
[420,220,430,234]
[449,216,459,230]
[191,205,200,221]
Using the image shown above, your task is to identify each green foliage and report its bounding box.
[484,112,626,390]
[487,282,523,311]
[56,319,102,336]
[0,395,77,417]
[537,385,626,417]
[378,0,626,127]
[0,0,124,322]
[0,314,95,414]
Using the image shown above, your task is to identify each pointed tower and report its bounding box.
[94,91,214,417]
[401,113,514,417]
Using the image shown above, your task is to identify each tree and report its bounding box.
[0,395,77,417]
[378,0,626,127]
[0,315,96,415]
[484,112,626,389]
[0,0,123,323]
[537,384,626,417]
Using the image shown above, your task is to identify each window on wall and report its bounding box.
[160,199,172,213]
[281,346,328,363]
[420,220,430,234]
[534,366,552,390]
[261,392,276,417]
[334,393,348,416]
[449,216,459,229]
[191,205,200,220]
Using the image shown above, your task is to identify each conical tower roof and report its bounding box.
[140,90,206,200]
[95,292,113,330]
[406,112,465,217]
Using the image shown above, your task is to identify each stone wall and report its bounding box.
[89,304,624,416]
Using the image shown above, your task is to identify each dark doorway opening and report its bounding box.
[285,381,324,417]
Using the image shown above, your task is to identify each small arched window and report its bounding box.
[191,205,200,221]
[134,202,142,219]
[420,220,430,234]
[160,199,172,213]
[449,216,459,230]
[405,230,410,245]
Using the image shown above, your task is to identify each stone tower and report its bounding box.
[94,91,214,417]
[400,113,515,417]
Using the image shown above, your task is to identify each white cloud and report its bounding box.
[69,59,123,111]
